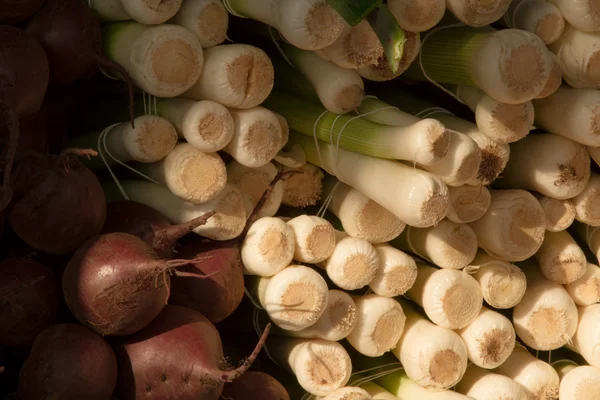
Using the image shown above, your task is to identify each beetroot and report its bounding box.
[222,371,290,400]
[0,0,45,24]
[0,258,59,347]
[8,150,107,255]
[113,305,270,400]
[18,323,118,400]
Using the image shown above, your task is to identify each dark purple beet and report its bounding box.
[0,258,59,347]
[221,371,290,400]
[0,0,45,24]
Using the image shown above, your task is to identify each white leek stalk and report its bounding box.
[102,22,203,97]
[513,264,578,350]
[565,262,600,306]
[572,172,600,226]
[346,294,406,357]
[170,0,228,48]
[226,161,283,218]
[456,306,516,369]
[446,185,491,224]
[317,231,380,290]
[465,130,510,186]
[135,142,227,204]
[469,189,546,262]
[456,364,527,400]
[288,133,450,228]
[375,370,471,399]
[446,0,512,27]
[318,387,372,400]
[559,365,600,400]
[369,244,418,298]
[241,217,295,277]
[113,180,246,240]
[392,220,478,270]
[589,145,600,167]
[393,299,468,390]
[493,343,560,400]
[387,0,446,32]
[455,85,533,144]
[536,52,563,99]
[533,230,587,284]
[547,0,600,32]
[316,20,383,69]
[359,381,399,400]
[571,304,600,368]
[183,44,274,109]
[504,0,565,44]
[356,32,421,81]
[267,337,351,396]
[287,215,336,264]
[90,0,182,24]
[281,163,324,208]
[153,98,234,152]
[535,194,576,232]
[467,251,527,309]
[573,222,600,261]
[553,359,580,380]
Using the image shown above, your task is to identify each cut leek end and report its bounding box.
[447,0,512,27]
[535,13,565,45]
[126,115,178,162]
[419,191,451,228]
[480,100,533,144]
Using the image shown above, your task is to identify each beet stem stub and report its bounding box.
[152,210,216,253]
[0,100,19,211]
[93,54,136,128]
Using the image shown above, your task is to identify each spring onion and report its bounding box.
[226,161,284,218]
[90,0,182,24]
[533,230,587,284]
[565,262,600,306]
[553,359,580,380]
[536,52,563,99]
[572,172,600,227]
[387,0,445,32]
[558,365,600,400]
[170,0,228,48]
[503,0,565,44]
[369,243,418,297]
[318,387,373,400]
[359,381,399,400]
[535,194,576,232]
[241,216,295,277]
[356,31,421,81]
[446,185,492,224]
[281,163,324,208]
[446,0,512,27]
[572,222,600,261]
[571,303,600,369]
[287,215,337,264]
[456,364,527,400]
[547,0,600,32]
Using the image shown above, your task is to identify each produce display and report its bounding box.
[5,0,600,399]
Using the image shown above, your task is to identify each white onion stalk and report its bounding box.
[226,161,283,218]
[565,262,600,306]
[241,217,295,277]
[318,387,372,400]
[455,85,533,144]
[359,382,399,400]
[102,22,203,97]
[494,343,560,400]
[571,304,600,368]
[392,220,478,270]
[288,133,450,228]
[535,194,576,232]
[572,172,600,226]
[536,52,563,99]
[275,144,307,168]
[446,185,491,224]
[134,143,227,204]
[89,0,182,24]
[393,299,468,390]
[504,0,565,44]
[170,0,228,48]
[513,264,578,350]
[469,189,546,262]
[281,163,324,208]
[113,180,246,240]
[446,0,512,27]
[533,87,600,146]
[456,306,516,369]
[533,230,587,284]
[559,365,600,400]
[287,215,336,264]
[267,337,351,396]
[346,294,406,357]
[153,98,234,152]
[547,0,600,33]
[356,32,421,82]
[457,364,527,400]
[183,44,274,109]
[322,177,406,244]
[406,263,483,329]
[258,264,329,331]
[573,222,600,260]
[552,359,580,380]
[317,231,380,291]
[387,0,445,32]
[374,370,471,399]
[369,244,418,298]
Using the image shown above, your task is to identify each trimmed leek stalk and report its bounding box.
[369,244,418,297]
[107,180,246,240]
[287,133,450,228]
[572,172,600,226]
[533,87,600,146]
[503,0,565,44]
[222,0,345,50]
[533,230,587,284]
[322,177,406,244]
[387,0,445,32]
[267,337,351,396]
[494,343,560,400]
[446,0,512,27]
[571,304,600,368]
[264,93,448,166]
[463,128,510,186]
[446,185,491,224]
[469,189,546,262]
[356,31,421,81]
[547,0,600,32]
[392,220,478,270]
[346,294,406,357]
[89,0,182,24]
[467,251,527,309]
[287,215,336,264]
[152,98,234,152]
[170,0,228,48]
[454,85,533,144]
[403,27,552,104]
[456,306,516,369]
[281,163,324,208]
[318,387,372,400]
[513,264,578,350]
[226,161,284,218]
[359,382,398,400]
[375,370,471,399]
[317,230,380,290]
[495,133,591,199]
[102,22,203,97]
[393,299,468,390]
[589,146,600,167]
[183,44,274,109]
[536,52,563,99]
[456,364,527,400]
[565,262,600,306]
[241,217,295,277]
[134,143,227,204]
[535,194,576,232]
[553,359,580,380]
[572,222,600,261]
[559,365,600,399]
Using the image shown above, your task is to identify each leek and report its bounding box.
[503,0,565,44]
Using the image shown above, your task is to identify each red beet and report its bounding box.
[113,305,270,400]
[18,324,118,400]
[0,258,59,347]
[8,150,107,255]
[0,0,45,24]
[222,371,290,400]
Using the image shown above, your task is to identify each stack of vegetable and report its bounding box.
[5,0,600,398]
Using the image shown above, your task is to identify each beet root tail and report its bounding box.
[0,101,19,211]
[151,210,216,254]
